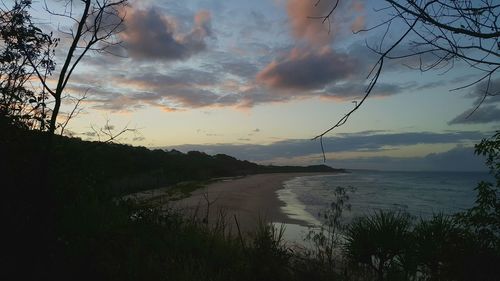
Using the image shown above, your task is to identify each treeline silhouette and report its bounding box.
[2,120,499,281]
[2,121,343,198]
[2,119,345,281]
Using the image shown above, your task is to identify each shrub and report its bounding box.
[345,210,412,281]
[413,214,466,280]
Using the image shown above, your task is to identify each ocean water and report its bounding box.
[278,170,493,226]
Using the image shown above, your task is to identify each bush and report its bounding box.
[345,210,413,281]
[413,214,467,280]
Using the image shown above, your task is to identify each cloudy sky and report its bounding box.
[35,0,498,171]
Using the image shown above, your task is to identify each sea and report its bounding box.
[275,170,493,243]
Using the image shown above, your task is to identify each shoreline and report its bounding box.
[171,172,332,234]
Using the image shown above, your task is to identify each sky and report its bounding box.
[31,0,499,171]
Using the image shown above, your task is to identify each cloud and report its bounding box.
[328,146,487,171]
[165,131,490,171]
[89,88,224,111]
[464,78,500,105]
[325,81,413,99]
[286,0,332,45]
[167,131,487,163]
[449,78,500,125]
[239,10,275,38]
[286,0,365,46]
[448,105,500,125]
[219,60,259,79]
[120,6,212,61]
[257,48,358,90]
[253,46,411,102]
[117,69,220,89]
[351,14,365,32]
[235,86,300,107]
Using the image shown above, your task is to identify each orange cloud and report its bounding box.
[351,15,365,32]
[286,0,331,46]
[195,10,211,28]
[286,0,365,46]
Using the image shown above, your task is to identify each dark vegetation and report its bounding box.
[3,117,500,281]
[2,1,499,280]
[1,121,344,281]
[2,121,344,198]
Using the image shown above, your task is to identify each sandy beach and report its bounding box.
[170,173,327,234]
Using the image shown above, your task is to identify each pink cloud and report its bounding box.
[286,0,331,46]
[257,47,358,90]
[351,15,365,32]
[286,0,365,46]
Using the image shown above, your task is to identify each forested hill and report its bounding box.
[2,124,344,197]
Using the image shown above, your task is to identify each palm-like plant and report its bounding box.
[414,214,466,280]
[345,210,412,281]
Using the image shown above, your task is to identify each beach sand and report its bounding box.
[171,173,326,234]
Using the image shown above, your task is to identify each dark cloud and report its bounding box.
[345,40,451,74]
[159,88,220,108]
[448,105,500,125]
[328,146,487,171]
[237,87,295,107]
[337,130,389,136]
[120,7,212,61]
[253,43,413,102]
[463,78,500,105]
[449,78,500,125]
[74,68,229,111]
[167,131,487,162]
[122,69,220,88]
[83,84,238,112]
[415,81,445,91]
[257,48,358,90]
[325,81,413,99]
[219,60,259,79]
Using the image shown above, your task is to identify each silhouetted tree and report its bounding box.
[0,0,56,129]
[463,131,499,243]
[38,0,127,135]
[1,0,128,134]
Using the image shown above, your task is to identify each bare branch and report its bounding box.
[312,0,500,161]
[59,90,88,136]
[312,16,420,145]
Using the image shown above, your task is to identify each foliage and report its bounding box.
[0,0,128,135]
[248,222,293,281]
[305,186,353,273]
[341,131,500,281]
[413,214,467,280]
[0,0,56,129]
[345,210,413,281]
[4,123,500,281]
[452,131,500,281]
[456,132,499,247]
